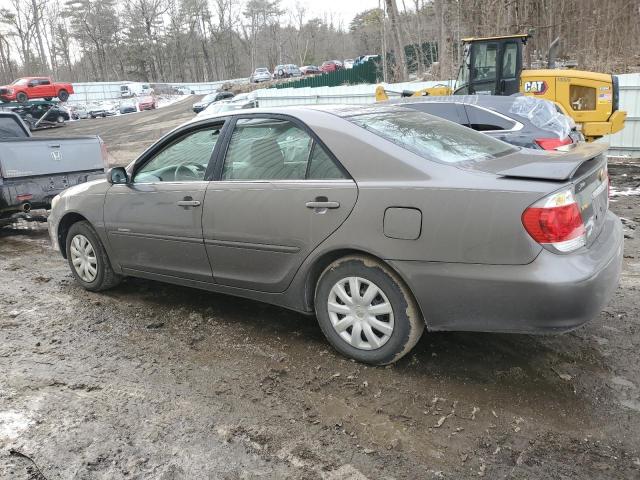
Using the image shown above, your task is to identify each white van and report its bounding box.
[120,82,152,98]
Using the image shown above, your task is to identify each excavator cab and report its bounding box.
[454,35,528,96]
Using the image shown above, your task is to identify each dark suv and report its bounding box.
[273,64,303,79]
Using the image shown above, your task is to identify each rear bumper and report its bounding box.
[390,212,624,333]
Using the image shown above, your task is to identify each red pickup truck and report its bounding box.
[0,77,74,103]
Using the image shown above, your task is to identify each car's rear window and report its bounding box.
[0,116,28,138]
[347,109,516,164]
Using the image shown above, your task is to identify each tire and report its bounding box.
[56,115,65,123]
[44,97,52,101]
[65,221,121,292]
[315,255,424,365]
[57,89,69,102]
[16,92,28,103]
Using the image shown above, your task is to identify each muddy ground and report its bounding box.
[1,99,639,479]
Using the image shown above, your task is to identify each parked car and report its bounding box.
[0,111,106,226]
[88,103,117,118]
[119,99,138,114]
[48,104,622,365]
[344,59,355,69]
[9,103,70,126]
[120,82,152,98]
[273,64,302,79]
[197,94,258,118]
[0,77,74,103]
[391,95,582,150]
[251,68,272,83]
[192,91,235,113]
[300,65,321,75]
[173,86,194,95]
[320,60,342,73]
[73,105,89,119]
[137,95,157,111]
[354,55,379,66]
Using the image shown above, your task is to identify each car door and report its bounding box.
[202,115,358,293]
[31,78,52,99]
[469,42,498,95]
[104,121,226,282]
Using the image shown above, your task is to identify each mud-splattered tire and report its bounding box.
[65,221,121,292]
[315,255,424,365]
[57,89,69,102]
[16,92,28,103]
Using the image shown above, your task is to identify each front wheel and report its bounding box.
[315,255,424,365]
[66,221,121,291]
[16,92,28,103]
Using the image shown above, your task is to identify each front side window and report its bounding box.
[134,127,221,183]
[347,108,516,164]
[222,118,345,181]
[502,43,518,79]
[471,42,497,81]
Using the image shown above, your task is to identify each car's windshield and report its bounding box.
[255,68,268,73]
[347,109,516,164]
[11,78,29,86]
[202,93,217,102]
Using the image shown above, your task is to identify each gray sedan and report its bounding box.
[48,105,623,365]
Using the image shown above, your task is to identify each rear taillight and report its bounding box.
[522,189,586,253]
[535,137,573,150]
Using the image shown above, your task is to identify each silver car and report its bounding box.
[251,68,272,83]
[48,105,623,365]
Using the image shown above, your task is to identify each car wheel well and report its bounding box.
[57,212,89,258]
[304,249,425,325]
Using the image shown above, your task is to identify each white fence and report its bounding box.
[607,73,640,158]
[251,81,456,107]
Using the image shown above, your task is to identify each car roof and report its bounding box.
[184,104,411,127]
[385,94,554,119]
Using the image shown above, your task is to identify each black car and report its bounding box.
[192,91,235,113]
[14,104,70,123]
[392,95,582,150]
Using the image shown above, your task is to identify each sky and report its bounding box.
[282,0,379,25]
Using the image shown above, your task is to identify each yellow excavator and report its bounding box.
[376,34,626,141]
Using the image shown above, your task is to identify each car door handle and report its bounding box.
[305,201,340,209]
[177,200,201,207]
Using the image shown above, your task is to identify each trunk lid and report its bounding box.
[468,142,608,181]
[469,142,610,248]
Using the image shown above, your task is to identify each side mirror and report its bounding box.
[107,167,129,184]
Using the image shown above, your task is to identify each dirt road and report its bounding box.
[1,105,639,479]
[35,96,200,166]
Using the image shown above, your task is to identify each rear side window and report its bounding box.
[222,118,346,180]
[570,85,596,111]
[0,117,28,138]
[464,105,516,131]
[347,109,516,164]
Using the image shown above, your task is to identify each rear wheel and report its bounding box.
[16,92,28,103]
[65,221,121,291]
[315,255,424,365]
[57,89,69,102]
